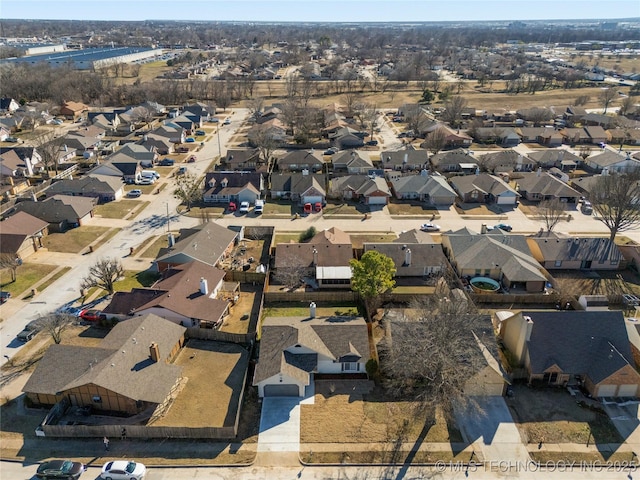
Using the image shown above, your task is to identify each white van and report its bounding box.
[254,199,264,214]
[141,170,160,180]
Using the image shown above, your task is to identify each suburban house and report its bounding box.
[380,148,429,172]
[59,101,89,121]
[137,133,174,155]
[154,222,238,272]
[449,173,520,205]
[103,261,232,328]
[269,172,326,205]
[429,148,477,173]
[253,315,370,397]
[388,313,508,396]
[559,127,591,145]
[0,147,43,177]
[473,127,521,147]
[564,105,588,123]
[499,310,640,397]
[582,113,618,129]
[527,232,622,271]
[329,175,391,205]
[514,171,581,203]
[276,150,325,173]
[22,314,186,415]
[203,171,264,205]
[274,227,354,289]
[584,151,640,174]
[247,120,287,147]
[609,128,640,146]
[477,150,533,174]
[527,149,582,170]
[150,125,185,145]
[388,170,457,205]
[222,149,261,171]
[517,127,563,147]
[395,229,437,245]
[10,195,96,232]
[0,211,49,259]
[421,125,473,149]
[333,131,365,150]
[363,242,447,281]
[441,228,548,292]
[0,97,20,113]
[45,174,124,203]
[584,126,608,145]
[331,150,374,174]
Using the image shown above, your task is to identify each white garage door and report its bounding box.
[303,196,322,205]
[617,384,638,397]
[367,196,388,205]
[264,384,300,397]
[496,195,515,205]
[596,384,617,397]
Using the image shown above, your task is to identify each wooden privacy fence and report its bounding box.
[41,423,237,439]
[186,328,255,345]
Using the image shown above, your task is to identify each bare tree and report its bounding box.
[247,96,264,119]
[590,168,640,242]
[538,198,566,232]
[251,126,278,170]
[422,126,448,155]
[173,172,203,210]
[35,131,65,177]
[404,106,429,138]
[440,95,468,128]
[129,105,154,130]
[35,313,76,344]
[80,257,124,296]
[0,253,21,282]
[599,87,618,114]
[379,291,494,419]
[273,261,308,291]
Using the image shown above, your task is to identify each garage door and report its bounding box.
[596,384,617,397]
[496,195,514,205]
[264,384,300,397]
[302,196,322,205]
[617,384,638,397]
[367,196,388,205]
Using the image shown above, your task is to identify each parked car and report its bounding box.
[80,309,105,323]
[100,460,146,480]
[223,118,231,125]
[5,136,19,143]
[490,223,513,232]
[0,291,10,303]
[17,319,40,342]
[623,294,640,307]
[127,189,142,198]
[177,166,187,175]
[314,202,323,212]
[365,140,378,146]
[159,158,174,166]
[195,130,206,136]
[209,117,220,123]
[254,199,264,214]
[420,223,441,232]
[37,459,85,479]
[581,201,593,215]
[228,201,237,213]
[324,147,339,155]
[57,306,82,317]
[239,201,250,214]
[185,137,196,143]
[187,155,197,163]
[176,146,189,153]
[138,177,155,185]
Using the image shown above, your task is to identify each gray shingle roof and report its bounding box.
[23,314,185,404]
[253,316,369,384]
[528,234,622,265]
[155,222,238,267]
[522,311,635,384]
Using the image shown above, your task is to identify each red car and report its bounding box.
[187,155,197,163]
[80,309,105,322]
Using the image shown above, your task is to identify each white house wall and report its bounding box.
[257,372,306,397]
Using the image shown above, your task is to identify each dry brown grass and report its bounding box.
[506,385,622,445]
[553,269,640,299]
[300,381,462,444]
[153,339,249,428]
[219,284,259,334]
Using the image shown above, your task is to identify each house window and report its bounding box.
[554,260,562,267]
[611,260,618,265]
[342,362,360,372]
[92,395,102,403]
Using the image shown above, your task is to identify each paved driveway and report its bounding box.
[456,396,530,463]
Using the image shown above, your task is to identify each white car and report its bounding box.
[420,223,441,232]
[239,201,250,214]
[100,460,146,480]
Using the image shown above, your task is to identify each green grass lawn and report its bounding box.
[0,263,58,294]
[113,270,161,291]
[263,302,361,317]
[94,200,143,219]
[273,233,307,244]
[322,202,363,216]
[43,226,115,253]
[264,201,294,215]
[183,205,226,218]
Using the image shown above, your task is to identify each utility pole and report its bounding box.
[166,202,170,233]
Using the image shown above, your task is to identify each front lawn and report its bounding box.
[138,234,180,258]
[0,263,59,295]
[113,270,161,292]
[387,201,438,216]
[94,200,143,219]
[43,226,115,253]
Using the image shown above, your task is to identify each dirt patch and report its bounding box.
[506,385,623,445]
[219,238,268,273]
[219,283,260,334]
[553,269,640,300]
[152,339,249,429]
[301,381,462,444]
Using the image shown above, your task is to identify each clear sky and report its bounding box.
[0,0,639,23]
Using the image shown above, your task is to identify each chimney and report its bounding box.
[536,167,542,177]
[481,223,488,234]
[403,153,408,164]
[475,166,480,176]
[312,247,318,266]
[199,277,208,295]
[168,233,175,248]
[405,248,412,266]
[149,342,160,362]
[310,302,316,318]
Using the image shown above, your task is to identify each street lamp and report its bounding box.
[217,125,222,159]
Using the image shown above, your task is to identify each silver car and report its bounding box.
[100,460,146,480]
